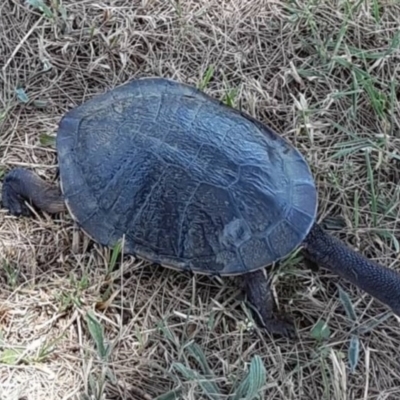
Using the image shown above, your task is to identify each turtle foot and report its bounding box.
[2,171,32,217]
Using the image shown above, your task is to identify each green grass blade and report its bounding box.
[27,0,54,19]
[231,355,267,400]
[310,319,331,341]
[108,240,122,273]
[348,334,360,373]
[198,66,214,90]
[185,342,214,377]
[365,151,378,227]
[172,363,221,400]
[15,88,29,104]
[85,311,109,360]
[39,134,56,147]
[337,285,357,322]
[155,388,184,400]
[357,311,393,334]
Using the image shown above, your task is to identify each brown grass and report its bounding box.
[1,0,400,399]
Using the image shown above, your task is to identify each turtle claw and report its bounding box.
[2,176,32,217]
[240,269,298,339]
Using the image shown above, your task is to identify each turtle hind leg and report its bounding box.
[240,269,296,338]
[2,168,66,216]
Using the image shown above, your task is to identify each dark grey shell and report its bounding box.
[57,77,318,276]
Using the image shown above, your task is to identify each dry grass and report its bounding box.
[1,0,400,399]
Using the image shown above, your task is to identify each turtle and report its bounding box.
[2,77,400,337]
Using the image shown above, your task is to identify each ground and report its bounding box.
[1,1,400,399]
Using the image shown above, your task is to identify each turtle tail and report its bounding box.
[302,223,400,317]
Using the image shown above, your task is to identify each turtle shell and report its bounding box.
[57,77,318,276]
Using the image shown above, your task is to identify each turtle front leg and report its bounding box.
[239,269,296,338]
[2,168,66,216]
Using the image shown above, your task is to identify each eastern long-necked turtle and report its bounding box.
[2,77,400,337]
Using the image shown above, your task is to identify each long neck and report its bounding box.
[303,223,400,317]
